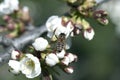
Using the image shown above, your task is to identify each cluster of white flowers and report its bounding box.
[8,36,77,79]
[0,0,19,15]
[8,50,41,78]
[32,37,77,74]
[45,51,77,74]
[6,0,109,79]
[61,53,77,66]
[46,15,95,41]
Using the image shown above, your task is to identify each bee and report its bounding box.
[56,33,66,53]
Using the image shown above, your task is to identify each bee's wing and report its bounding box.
[65,36,72,50]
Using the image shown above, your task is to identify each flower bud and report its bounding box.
[32,37,48,51]
[3,15,11,22]
[11,50,20,60]
[7,23,15,31]
[66,53,75,63]
[8,60,20,74]
[83,28,95,40]
[61,56,70,66]
[71,27,81,36]
[56,49,66,59]
[45,53,59,66]
[73,54,78,62]
[64,67,74,74]
[97,18,109,25]
[93,10,109,25]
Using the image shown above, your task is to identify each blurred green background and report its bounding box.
[0,0,120,80]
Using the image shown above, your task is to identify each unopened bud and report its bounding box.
[83,28,95,40]
[97,18,109,25]
[11,50,21,60]
[61,56,70,66]
[93,10,109,25]
[66,53,75,63]
[7,23,15,31]
[73,54,78,62]
[64,67,74,74]
[3,15,11,22]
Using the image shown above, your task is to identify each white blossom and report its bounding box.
[46,15,61,32]
[55,21,74,38]
[32,37,48,51]
[8,54,41,78]
[11,50,20,60]
[8,60,20,74]
[20,54,41,78]
[46,15,74,38]
[0,0,19,15]
[45,53,59,66]
[56,49,66,59]
[83,28,95,40]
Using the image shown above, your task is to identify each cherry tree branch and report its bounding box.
[0,25,47,67]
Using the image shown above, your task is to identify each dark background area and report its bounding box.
[0,0,120,80]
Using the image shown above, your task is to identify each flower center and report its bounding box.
[25,59,35,68]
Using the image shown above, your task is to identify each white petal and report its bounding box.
[56,49,66,59]
[26,54,40,64]
[20,54,41,78]
[55,25,70,38]
[45,53,59,66]
[26,68,41,78]
[4,0,19,10]
[67,53,75,63]
[0,0,19,14]
[8,60,20,74]
[20,57,33,75]
[55,21,73,38]
[47,32,53,38]
[45,58,57,66]
[25,55,41,78]
[0,3,12,14]
[66,22,74,32]
[46,15,61,32]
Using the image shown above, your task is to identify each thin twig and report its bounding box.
[0,25,47,67]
